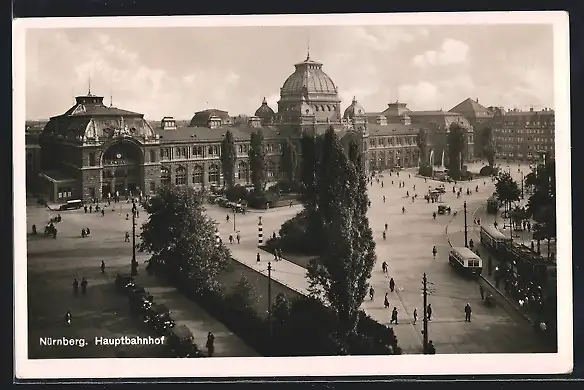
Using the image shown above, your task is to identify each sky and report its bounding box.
[24,23,554,120]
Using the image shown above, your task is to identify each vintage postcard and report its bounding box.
[13,12,572,379]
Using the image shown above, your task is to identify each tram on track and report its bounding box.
[449,246,483,277]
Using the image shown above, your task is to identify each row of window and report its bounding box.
[369,136,416,147]
[496,128,554,134]
[159,161,278,186]
[497,144,554,151]
[496,137,554,143]
[157,143,281,162]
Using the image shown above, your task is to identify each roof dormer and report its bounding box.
[161,116,176,130]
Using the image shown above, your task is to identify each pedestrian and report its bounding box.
[381,261,388,274]
[86,227,90,236]
[413,185,416,191]
[402,206,405,213]
[381,182,384,188]
[89,205,93,213]
[390,307,398,324]
[382,231,386,240]
[432,246,437,258]
[464,303,472,322]
[413,308,418,325]
[384,293,390,308]
[226,214,230,222]
[125,232,130,242]
[369,286,375,300]
[206,332,215,357]
[81,277,88,295]
[531,241,535,251]
[389,277,395,292]
[479,284,485,300]
[256,253,260,263]
[84,205,88,213]
[65,310,72,326]
[383,196,386,203]
[73,278,79,295]
[406,191,409,197]
[101,209,105,217]
[81,228,86,238]
[384,223,388,232]
[427,304,433,321]
[272,232,277,240]
[126,213,129,220]
[100,261,106,273]
[229,234,233,244]
[427,340,436,354]
[494,221,498,229]
[136,210,140,218]
[236,233,241,244]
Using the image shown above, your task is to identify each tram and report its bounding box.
[480,224,511,253]
[449,247,483,277]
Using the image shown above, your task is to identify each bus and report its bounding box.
[449,246,483,277]
[480,224,511,253]
[58,199,84,210]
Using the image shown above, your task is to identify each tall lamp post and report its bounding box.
[131,203,138,276]
[463,201,468,248]
[267,261,273,355]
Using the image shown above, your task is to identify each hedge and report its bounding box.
[164,270,401,356]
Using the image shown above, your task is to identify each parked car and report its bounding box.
[167,325,202,358]
[144,304,175,333]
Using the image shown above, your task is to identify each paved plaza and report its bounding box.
[210,162,553,354]
[25,201,257,358]
[25,161,553,357]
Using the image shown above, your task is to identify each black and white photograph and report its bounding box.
[13,12,572,379]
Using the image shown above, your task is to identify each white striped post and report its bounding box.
[258,216,263,247]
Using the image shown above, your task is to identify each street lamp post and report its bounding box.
[521,171,524,199]
[463,201,468,248]
[131,204,138,276]
[233,207,236,231]
[267,261,273,355]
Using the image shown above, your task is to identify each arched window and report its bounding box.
[161,166,171,187]
[315,106,320,112]
[192,165,203,185]
[208,164,220,184]
[237,161,249,182]
[175,166,187,185]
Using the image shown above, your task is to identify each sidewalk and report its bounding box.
[227,244,424,354]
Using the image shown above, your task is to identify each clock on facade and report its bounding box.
[116,153,122,159]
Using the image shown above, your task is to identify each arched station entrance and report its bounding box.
[101,140,144,198]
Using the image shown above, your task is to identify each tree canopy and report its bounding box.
[495,172,521,211]
[220,130,237,187]
[525,158,556,255]
[481,127,496,166]
[249,131,266,193]
[139,185,231,292]
[416,128,429,167]
[280,138,298,185]
[447,123,466,179]
[306,128,376,338]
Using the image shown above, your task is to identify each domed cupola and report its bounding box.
[281,53,338,97]
[343,97,366,119]
[255,97,276,125]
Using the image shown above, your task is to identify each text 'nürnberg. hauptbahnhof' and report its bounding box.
[39,336,165,348]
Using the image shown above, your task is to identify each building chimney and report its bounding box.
[530,107,534,112]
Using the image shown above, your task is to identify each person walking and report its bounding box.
[100,261,106,274]
[432,246,437,258]
[256,253,261,263]
[81,278,88,295]
[389,278,395,292]
[206,332,215,357]
[413,308,418,325]
[101,209,105,217]
[427,340,436,354]
[73,278,79,296]
[479,285,485,300]
[427,304,433,321]
[369,286,375,301]
[383,196,386,203]
[236,233,241,244]
[229,234,234,244]
[384,293,390,308]
[464,303,472,322]
[384,223,388,232]
[390,307,398,324]
[381,261,388,274]
[86,227,90,236]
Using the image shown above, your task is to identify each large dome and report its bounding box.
[255,97,275,118]
[281,55,338,96]
[343,97,366,119]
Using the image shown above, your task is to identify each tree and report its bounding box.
[416,128,429,167]
[280,138,298,185]
[495,172,521,215]
[447,123,466,180]
[272,292,292,324]
[220,130,237,188]
[139,185,230,292]
[306,128,377,339]
[226,275,259,313]
[526,158,556,258]
[248,131,266,194]
[482,127,496,167]
[300,133,319,210]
